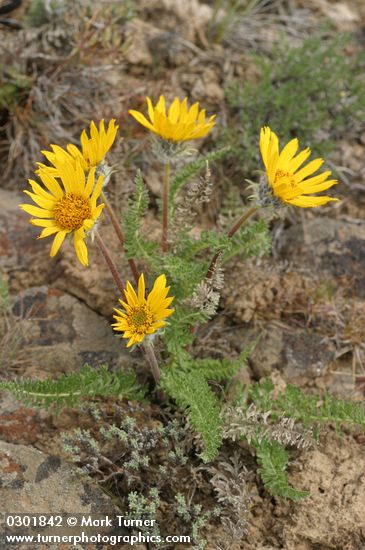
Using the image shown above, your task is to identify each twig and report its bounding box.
[95,232,125,295]
[101,191,140,283]
[162,161,170,252]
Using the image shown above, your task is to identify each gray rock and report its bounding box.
[55,222,140,318]
[281,217,365,297]
[0,440,129,549]
[0,189,55,292]
[249,323,335,385]
[9,285,137,378]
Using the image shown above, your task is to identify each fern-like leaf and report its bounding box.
[188,347,252,381]
[123,170,159,265]
[0,365,144,410]
[160,368,222,462]
[249,380,365,433]
[170,147,230,202]
[222,219,271,264]
[255,440,308,500]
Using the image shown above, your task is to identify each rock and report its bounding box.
[244,431,365,550]
[283,330,335,382]
[191,68,224,103]
[139,0,213,42]
[55,222,140,318]
[0,189,55,292]
[281,217,365,298]
[222,258,312,324]
[9,285,137,378]
[147,30,192,67]
[124,19,159,66]
[0,440,125,549]
[282,432,365,549]
[0,393,47,447]
[322,2,360,30]
[249,324,335,384]
[249,324,284,378]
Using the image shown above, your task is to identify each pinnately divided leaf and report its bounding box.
[170,147,230,202]
[160,368,222,462]
[0,365,144,410]
[254,440,309,500]
[187,346,252,381]
[123,170,159,265]
[249,380,365,433]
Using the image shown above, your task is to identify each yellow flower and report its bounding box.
[112,274,174,348]
[37,119,118,175]
[20,162,104,266]
[259,127,339,208]
[129,95,216,142]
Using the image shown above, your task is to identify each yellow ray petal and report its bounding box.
[74,229,88,266]
[146,97,155,122]
[38,226,63,239]
[129,110,155,132]
[38,172,64,198]
[28,179,56,201]
[50,230,67,257]
[168,98,180,124]
[288,147,311,173]
[277,138,299,169]
[287,195,339,208]
[138,273,145,302]
[20,204,53,218]
[30,219,57,228]
[299,179,337,194]
[155,95,166,115]
[23,190,56,210]
[294,158,324,182]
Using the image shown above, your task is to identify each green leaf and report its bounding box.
[123,170,159,266]
[170,147,230,202]
[255,440,308,500]
[187,346,252,381]
[222,219,271,264]
[160,368,222,462]
[0,365,144,410]
[249,380,365,432]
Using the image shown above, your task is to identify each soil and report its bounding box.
[0,0,365,549]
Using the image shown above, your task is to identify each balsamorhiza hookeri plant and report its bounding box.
[17,98,343,478]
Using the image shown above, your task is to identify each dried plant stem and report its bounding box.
[101,192,140,283]
[162,161,170,252]
[142,341,161,383]
[227,205,258,238]
[95,232,125,295]
[206,205,258,280]
[95,232,160,384]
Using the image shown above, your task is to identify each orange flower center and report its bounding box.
[129,305,153,333]
[274,170,297,188]
[53,194,91,230]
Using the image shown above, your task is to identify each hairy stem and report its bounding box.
[101,191,140,284]
[142,341,161,383]
[227,205,258,238]
[95,232,125,295]
[206,205,258,280]
[162,161,170,252]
